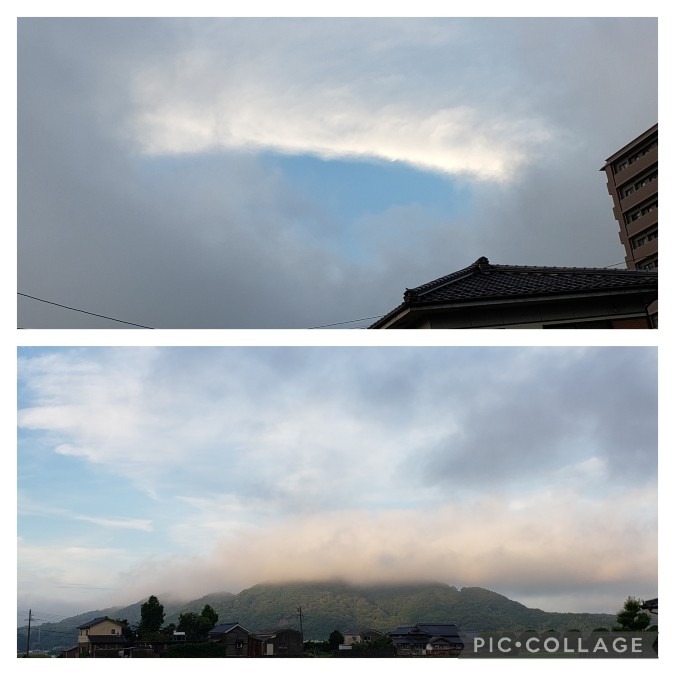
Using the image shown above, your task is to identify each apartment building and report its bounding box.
[601,124,658,271]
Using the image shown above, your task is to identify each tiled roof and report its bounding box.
[209,622,249,635]
[388,623,460,637]
[371,257,657,327]
[387,623,463,648]
[641,598,658,612]
[255,627,301,637]
[76,616,122,630]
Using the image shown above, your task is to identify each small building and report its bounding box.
[76,616,126,657]
[371,257,657,329]
[387,623,463,657]
[641,598,658,615]
[254,627,303,656]
[208,622,254,656]
[342,628,384,645]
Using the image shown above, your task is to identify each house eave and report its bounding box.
[373,286,657,328]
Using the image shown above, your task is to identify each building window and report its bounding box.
[625,198,657,225]
[631,224,657,250]
[621,170,657,199]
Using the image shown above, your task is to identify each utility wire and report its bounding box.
[18,291,381,330]
[307,314,383,329]
[17,293,155,329]
[18,259,652,331]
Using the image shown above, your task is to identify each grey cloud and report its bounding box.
[18,18,657,328]
[418,349,657,491]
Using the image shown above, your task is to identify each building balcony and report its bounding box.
[613,147,658,189]
[619,177,658,213]
[630,237,658,267]
[625,208,657,239]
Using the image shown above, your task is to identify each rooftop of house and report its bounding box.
[76,616,122,630]
[371,257,658,328]
[641,598,658,612]
[388,623,461,637]
[208,622,250,635]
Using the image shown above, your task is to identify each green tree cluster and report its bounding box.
[176,604,219,640]
[328,630,344,649]
[613,597,652,632]
[138,595,165,639]
[351,635,395,653]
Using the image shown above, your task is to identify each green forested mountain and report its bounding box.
[18,582,616,654]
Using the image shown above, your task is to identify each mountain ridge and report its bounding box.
[18,581,616,654]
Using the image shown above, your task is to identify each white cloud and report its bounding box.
[134,96,544,181]
[128,19,553,181]
[74,515,153,532]
[17,495,153,532]
[17,540,133,613]
[17,347,658,614]
[102,483,656,612]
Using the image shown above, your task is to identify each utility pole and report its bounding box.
[297,606,304,654]
[25,609,32,658]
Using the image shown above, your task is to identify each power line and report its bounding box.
[307,314,382,329]
[18,291,380,329]
[17,293,155,329]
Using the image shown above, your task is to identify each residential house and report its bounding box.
[387,624,463,656]
[371,257,657,329]
[342,628,384,646]
[208,622,254,656]
[76,616,126,657]
[254,627,303,656]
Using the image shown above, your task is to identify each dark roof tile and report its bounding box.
[372,257,657,327]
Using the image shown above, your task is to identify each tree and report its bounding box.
[613,596,651,631]
[139,595,165,638]
[177,612,203,640]
[201,604,219,631]
[328,630,344,650]
[176,605,219,641]
[352,636,395,652]
[161,622,177,638]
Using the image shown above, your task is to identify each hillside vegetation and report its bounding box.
[18,581,616,654]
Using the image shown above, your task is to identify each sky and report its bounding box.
[16,16,658,328]
[17,346,657,619]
